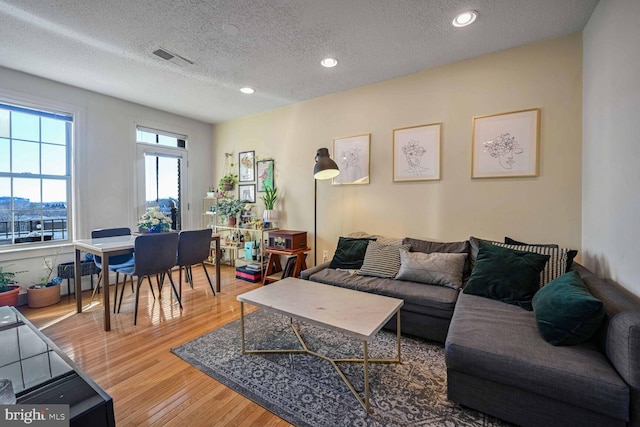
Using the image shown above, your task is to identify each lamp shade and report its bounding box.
[314,148,340,180]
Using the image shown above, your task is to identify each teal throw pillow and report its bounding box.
[532,271,605,346]
[329,237,375,270]
[463,241,549,310]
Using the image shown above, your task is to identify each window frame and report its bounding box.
[0,91,78,253]
[134,125,189,230]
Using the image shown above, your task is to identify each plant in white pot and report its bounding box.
[260,187,279,225]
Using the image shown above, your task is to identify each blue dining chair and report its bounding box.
[176,229,216,298]
[115,232,181,325]
[91,227,135,312]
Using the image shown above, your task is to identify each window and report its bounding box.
[0,102,72,247]
[136,126,186,149]
[136,126,187,230]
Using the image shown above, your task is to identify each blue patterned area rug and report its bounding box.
[171,310,511,427]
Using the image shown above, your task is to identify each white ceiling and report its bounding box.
[0,0,598,124]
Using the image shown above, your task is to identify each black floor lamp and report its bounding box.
[313,148,340,266]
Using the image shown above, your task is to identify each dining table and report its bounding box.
[74,233,221,331]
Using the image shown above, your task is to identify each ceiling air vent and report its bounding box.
[152,47,193,67]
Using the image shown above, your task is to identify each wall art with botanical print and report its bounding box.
[256,159,274,192]
[472,108,540,178]
[239,151,255,182]
[332,133,370,185]
[393,123,441,182]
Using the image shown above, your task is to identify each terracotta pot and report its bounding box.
[0,285,21,307]
[227,216,237,226]
[27,284,61,308]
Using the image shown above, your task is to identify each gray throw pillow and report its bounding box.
[358,241,411,279]
[395,250,467,289]
[403,237,471,278]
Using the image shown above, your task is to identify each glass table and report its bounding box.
[0,306,115,426]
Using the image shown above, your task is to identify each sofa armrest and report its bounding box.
[607,311,640,391]
[300,261,331,280]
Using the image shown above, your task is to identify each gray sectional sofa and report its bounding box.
[301,236,640,426]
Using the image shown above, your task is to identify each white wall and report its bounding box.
[213,34,583,266]
[583,0,640,295]
[0,66,212,298]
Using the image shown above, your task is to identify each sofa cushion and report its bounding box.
[348,231,403,246]
[463,241,549,310]
[403,237,471,278]
[505,236,578,271]
[358,241,411,279]
[396,250,467,289]
[329,237,375,270]
[532,271,605,346]
[308,267,458,319]
[446,291,630,421]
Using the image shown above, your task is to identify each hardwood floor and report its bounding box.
[17,265,292,427]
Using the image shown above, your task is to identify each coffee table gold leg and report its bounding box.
[240,302,245,354]
[397,310,402,363]
[364,340,369,413]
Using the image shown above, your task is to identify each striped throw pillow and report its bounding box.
[492,243,569,286]
[358,241,411,279]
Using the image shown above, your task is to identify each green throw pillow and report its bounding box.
[329,237,375,269]
[532,271,605,346]
[463,241,549,310]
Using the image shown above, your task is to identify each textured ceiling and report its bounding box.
[0,0,598,124]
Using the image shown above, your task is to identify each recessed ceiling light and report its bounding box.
[240,87,255,94]
[320,57,338,68]
[222,23,239,36]
[452,10,478,27]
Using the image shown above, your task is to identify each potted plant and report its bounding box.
[0,265,24,307]
[218,172,239,191]
[27,253,62,308]
[217,198,246,226]
[260,187,279,223]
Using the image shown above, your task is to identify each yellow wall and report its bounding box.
[213,33,582,265]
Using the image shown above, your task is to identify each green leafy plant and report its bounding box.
[217,198,246,219]
[218,172,239,189]
[259,187,278,210]
[0,265,24,293]
[33,250,63,288]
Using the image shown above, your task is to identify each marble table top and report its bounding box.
[237,277,404,341]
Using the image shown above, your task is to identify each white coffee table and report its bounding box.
[237,277,404,413]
